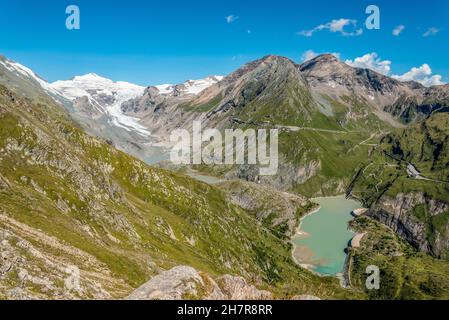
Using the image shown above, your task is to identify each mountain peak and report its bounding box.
[300,54,344,70]
[223,55,299,84]
[260,55,293,63]
[299,53,353,80]
[71,73,111,83]
[310,54,340,63]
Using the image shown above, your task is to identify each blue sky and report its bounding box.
[0,0,447,86]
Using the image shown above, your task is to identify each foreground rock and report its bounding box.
[215,275,273,300]
[127,266,273,300]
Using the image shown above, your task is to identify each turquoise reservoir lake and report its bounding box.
[293,195,361,275]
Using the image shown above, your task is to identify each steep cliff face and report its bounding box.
[384,84,449,124]
[367,192,449,258]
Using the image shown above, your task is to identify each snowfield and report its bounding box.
[155,76,224,95]
[1,56,223,138]
[51,73,150,136]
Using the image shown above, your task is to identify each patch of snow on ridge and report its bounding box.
[155,76,224,96]
[0,59,62,96]
[52,74,150,136]
[184,76,224,95]
[155,84,174,95]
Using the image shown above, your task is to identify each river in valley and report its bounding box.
[293,195,361,276]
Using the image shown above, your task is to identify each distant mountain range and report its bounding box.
[2,53,448,141]
[0,55,225,164]
[2,51,448,201]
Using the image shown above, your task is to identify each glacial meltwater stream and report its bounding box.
[293,195,361,276]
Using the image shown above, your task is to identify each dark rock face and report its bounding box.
[367,192,449,258]
[384,84,449,124]
[121,86,166,114]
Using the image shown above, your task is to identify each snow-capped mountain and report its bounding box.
[155,76,224,96]
[50,74,224,135]
[0,55,224,139]
[51,74,150,136]
[0,56,148,136]
[0,56,63,98]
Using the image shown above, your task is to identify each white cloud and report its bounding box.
[423,27,439,37]
[328,19,353,32]
[393,64,444,87]
[342,52,446,87]
[298,18,363,37]
[301,50,340,62]
[225,15,239,24]
[345,53,392,75]
[301,50,318,61]
[392,25,405,36]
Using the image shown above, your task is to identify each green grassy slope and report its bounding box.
[349,216,449,300]
[351,113,449,204]
[0,85,352,299]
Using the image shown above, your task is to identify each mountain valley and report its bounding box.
[1,52,449,300]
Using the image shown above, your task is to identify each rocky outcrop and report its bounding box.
[299,54,418,119]
[223,158,321,192]
[218,180,312,238]
[384,84,449,124]
[0,174,9,190]
[72,96,104,118]
[352,208,368,217]
[367,192,449,257]
[127,266,273,300]
[215,275,273,300]
[350,233,367,248]
[127,266,224,300]
[121,86,167,115]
